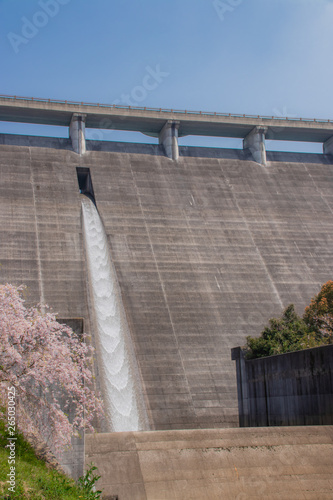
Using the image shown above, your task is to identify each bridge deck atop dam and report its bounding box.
[0,94,333,142]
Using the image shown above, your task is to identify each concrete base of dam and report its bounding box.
[85,426,333,500]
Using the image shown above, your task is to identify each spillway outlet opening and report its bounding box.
[76,167,96,205]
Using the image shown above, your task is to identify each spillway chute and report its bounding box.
[81,196,148,432]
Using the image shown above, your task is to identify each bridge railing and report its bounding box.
[0,93,331,124]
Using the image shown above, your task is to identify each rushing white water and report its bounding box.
[81,196,147,432]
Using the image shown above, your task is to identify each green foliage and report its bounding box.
[0,411,102,499]
[245,281,333,359]
[77,464,102,499]
[245,304,328,360]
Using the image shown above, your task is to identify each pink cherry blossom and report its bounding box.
[0,284,104,452]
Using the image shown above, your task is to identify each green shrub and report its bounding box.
[245,304,328,359]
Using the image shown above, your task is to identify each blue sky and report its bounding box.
[1,0,333,151]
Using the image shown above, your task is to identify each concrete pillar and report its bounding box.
[159,121,180,160]
[323,135,333,155]
[69,114,86,155]
[243,126,267,166]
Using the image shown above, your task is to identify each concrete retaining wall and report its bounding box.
[85,426,333,500]
[232,345,333,427]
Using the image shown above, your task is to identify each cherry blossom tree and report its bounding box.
[0,283,104,452]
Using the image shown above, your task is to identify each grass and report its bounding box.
[0,417,95,500]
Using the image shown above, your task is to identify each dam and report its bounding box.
[1,95,333,497]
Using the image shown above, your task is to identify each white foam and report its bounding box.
[82,197,146,431]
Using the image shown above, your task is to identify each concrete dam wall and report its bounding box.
[1,133,333,432]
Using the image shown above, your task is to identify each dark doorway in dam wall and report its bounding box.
[76,167,96,205]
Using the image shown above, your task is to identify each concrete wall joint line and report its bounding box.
[29,148,45,310]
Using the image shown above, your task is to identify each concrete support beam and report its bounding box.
[159,121,180,160]
[243,126,267,166]
[323,135,333,155]
[69,114,86,155]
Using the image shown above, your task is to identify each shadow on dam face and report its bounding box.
[76,167,96,205]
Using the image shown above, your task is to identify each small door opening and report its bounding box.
[76,167,96,205]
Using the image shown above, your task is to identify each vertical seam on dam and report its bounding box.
[129,161,194,408]
[29,148,45,309]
